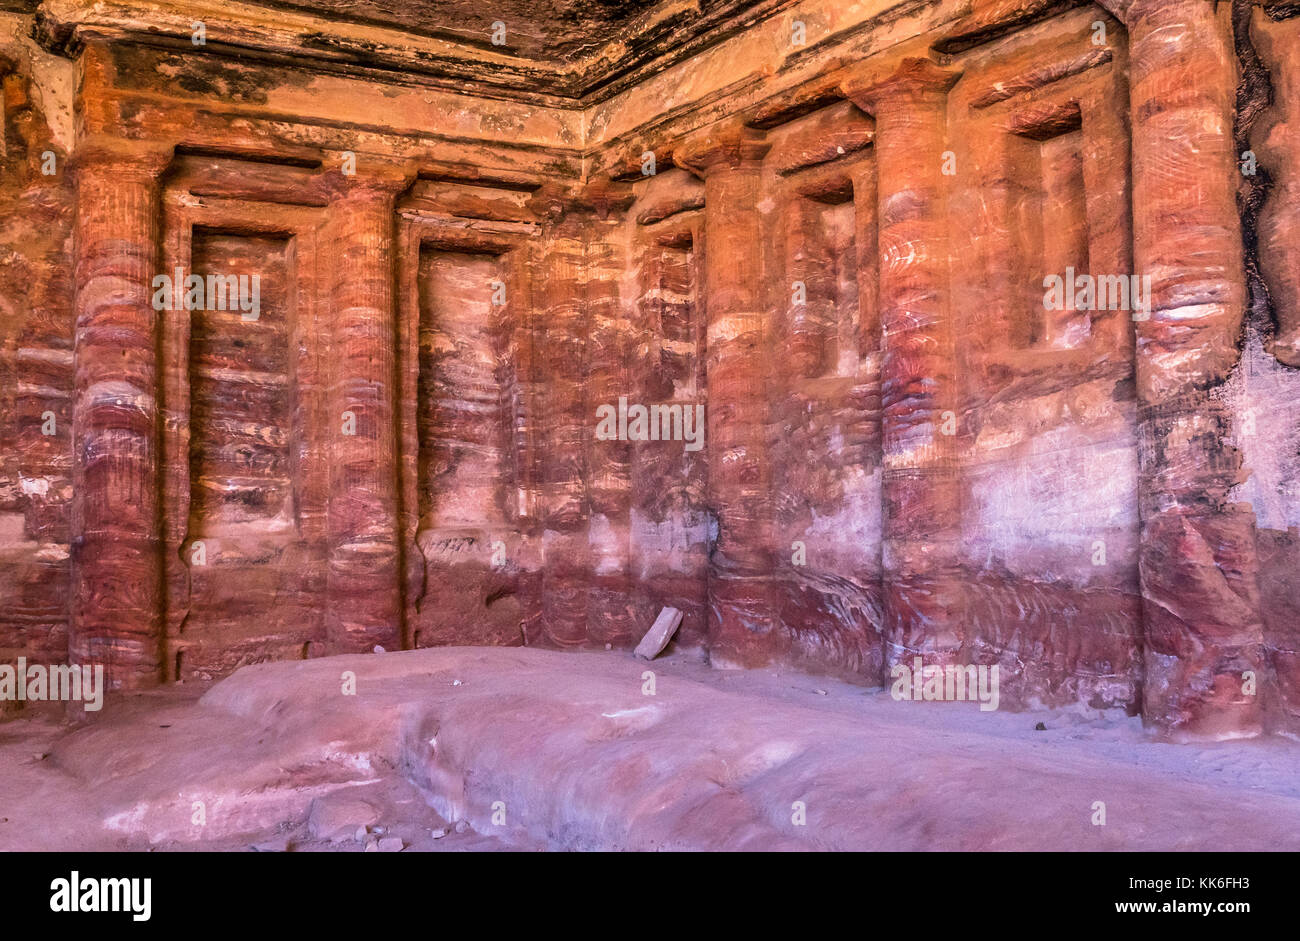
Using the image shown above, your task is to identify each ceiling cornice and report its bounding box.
[28,0,799,104]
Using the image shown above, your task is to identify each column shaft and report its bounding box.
[677,123,776,667]
[845,59,964,666]
[325,166,409,653]
[1127,0,1265,737]
[70,136,172,688]
[535,197,592,648]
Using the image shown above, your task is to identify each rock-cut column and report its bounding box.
[675,121,775,668]
[842,59,964,669]
[529,185,591,648]
[1123,0,1265,738]
[70,135,173,689]
[528,180,634,649]
[324,158,414,654]
[577,180,637,647]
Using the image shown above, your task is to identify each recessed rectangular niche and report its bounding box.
[188,230,296,536]
[1010,102,1091,349]
[788,192,859,379]
[644,234,700,400]
[416,248,511,530]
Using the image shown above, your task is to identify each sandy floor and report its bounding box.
[1,646,1298,851]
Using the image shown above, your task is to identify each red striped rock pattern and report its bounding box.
[0,0,1297,740]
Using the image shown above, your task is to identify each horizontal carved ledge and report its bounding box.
[319,154,420,201]
[529,178,635,221]
[70,136,175,179]
[841,58,962,114]
[674,120,771,176]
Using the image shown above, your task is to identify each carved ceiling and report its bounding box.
[25,0,788,102]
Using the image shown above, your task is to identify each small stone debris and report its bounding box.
[453,679,462,686]
[1034,722,1047,731]
[429,827,449,840]
[377,836,404,852]
[374,645,386,654]
[251,836,292,852]
[363,838,379,852]
[354,825,369,842]
[454,819,470,834]
[814,689,828,696]
[634,606,683,660]
[307,792,381,842]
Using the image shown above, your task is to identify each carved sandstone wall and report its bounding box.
[0,0,1297,740]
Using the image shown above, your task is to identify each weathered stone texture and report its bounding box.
[1,0,1299,738]
[0,23,75,678]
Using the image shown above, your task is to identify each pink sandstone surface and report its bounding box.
[0,0,1299,852]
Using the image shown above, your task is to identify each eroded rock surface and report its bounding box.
[0,0,1297,742]
[3,648,1300,851]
